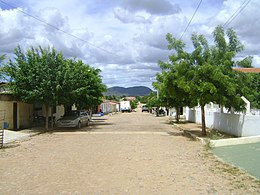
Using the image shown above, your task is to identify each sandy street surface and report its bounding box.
[0,108,259,194]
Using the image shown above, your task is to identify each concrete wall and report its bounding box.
[0,100,33,129]
[42,105,65,121]
[19,102,33,129]
[0,101,13,129]
[186,107,260,137]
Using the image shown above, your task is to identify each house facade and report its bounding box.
[0,93,33,130]
[0,82,65,130]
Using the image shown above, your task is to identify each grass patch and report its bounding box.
[207,129,235,140]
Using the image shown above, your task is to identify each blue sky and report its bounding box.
[0,0,259,89]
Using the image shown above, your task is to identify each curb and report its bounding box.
[3,129,49,145]
[172,123,208,145]
[210,135,260,147]
[173,123,260,148]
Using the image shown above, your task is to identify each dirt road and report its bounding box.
[0,109,259,194]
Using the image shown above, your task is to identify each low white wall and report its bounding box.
[186,107,260,137]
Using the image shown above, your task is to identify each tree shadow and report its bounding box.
[49,120,114,133]
[1,143,20,149]
[167,131,197,141]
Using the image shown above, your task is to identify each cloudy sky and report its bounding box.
[0,0,259,89]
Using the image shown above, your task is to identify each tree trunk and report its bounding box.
[51,106,54,129]
[201,105,206,136]
[45,104,49,130]
[220,105,224,113]
[175,107,179,123]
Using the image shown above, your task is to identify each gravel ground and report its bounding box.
[0,108,259,194]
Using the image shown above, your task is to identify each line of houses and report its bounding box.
[0,82,135,130]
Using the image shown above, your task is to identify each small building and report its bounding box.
[0,97,33,130]
[0,82,65,130]
[100,100,120,114]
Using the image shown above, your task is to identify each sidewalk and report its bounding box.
[2,128,46,145]
[167,117,204,138]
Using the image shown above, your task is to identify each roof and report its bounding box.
[233,68,260,73]
[125,97,136,101]
[0,82,8,85]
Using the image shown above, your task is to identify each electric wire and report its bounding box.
[223,0,251,28]
[0,0,120,57]
[207,0,251,46]
[179,0,203,40]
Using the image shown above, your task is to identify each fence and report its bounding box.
[186,107,260,137]
[0,110,5,148]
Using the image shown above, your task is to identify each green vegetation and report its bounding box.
[153,25,253,136]
[0,54,6,80]
[141,92,159,109]
[1,45,106,129]
[130,99,138,110]
[247,73,260,109]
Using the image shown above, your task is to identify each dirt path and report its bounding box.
[0,108,259,194]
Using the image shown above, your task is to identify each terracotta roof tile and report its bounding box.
[233,68,260,73]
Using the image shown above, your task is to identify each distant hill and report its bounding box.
[104,86,153,97]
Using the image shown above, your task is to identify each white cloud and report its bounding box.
[0,0,260,88]
[121,0,181,15]
[252,55,260,68]
[114,7,150,24]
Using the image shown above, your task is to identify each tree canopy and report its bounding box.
[154,25,251,136]
[2,45,106,129]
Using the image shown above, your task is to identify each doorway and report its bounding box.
[13,102,18,130]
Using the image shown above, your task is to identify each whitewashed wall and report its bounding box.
[186,107,260,137]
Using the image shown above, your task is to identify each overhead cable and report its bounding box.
[0,0,120,57]
[223,0,251,28]
[179,0,203,40]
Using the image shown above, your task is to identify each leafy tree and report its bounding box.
[105,95,119,101]
[236,56,253,68]
[247,73,260,109]
[188,26,247,135]
[3,46,64,129]
[59,59,106,110]
[153,34,196,122]
[156,26,250,136]
[135,96,141,102]
[145,92,159,109]
[0,54,6,80]
[130,99,138,110]
[2,46,107,130]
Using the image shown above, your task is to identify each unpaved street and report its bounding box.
[0,109,259,194]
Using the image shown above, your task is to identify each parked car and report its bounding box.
[142,105,149,112]
[56,110,91,128]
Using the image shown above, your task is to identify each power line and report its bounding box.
[223,0,251,28]
[0,0,120,57]
[207,0,251,46]
[179,0,203,40]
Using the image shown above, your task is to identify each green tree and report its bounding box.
[236,56,253,68]
[247,73,260,109]
[0,54,6,80]
[130,99,138,110]
[145,92,159,109]
[3,46,65,129]
[156,26,250,136]
[189,26,247,135]
[154,34,196,122]
[59,59,106,110]
[2,46,107,130]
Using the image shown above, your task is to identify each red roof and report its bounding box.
[233,68,260,73]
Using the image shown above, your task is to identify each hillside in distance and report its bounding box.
[104,86,153,97]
